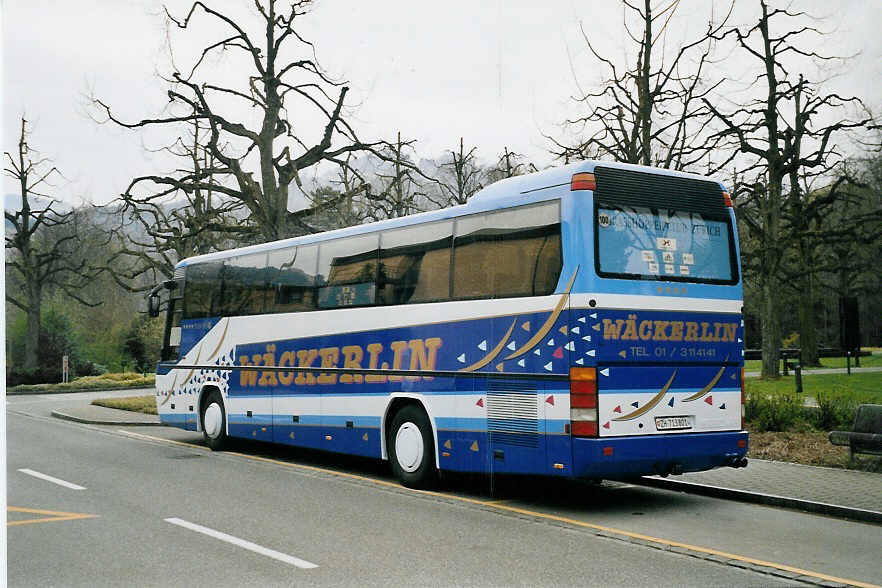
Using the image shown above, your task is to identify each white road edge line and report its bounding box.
[18,468,86,490]
[164,518,318,569]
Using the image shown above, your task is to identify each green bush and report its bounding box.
[813,393,857,431]
[68,374,154,388]
[100,372,146,382]
[5,308,100,384]
[8,373,155,393]
[746,393,803,432]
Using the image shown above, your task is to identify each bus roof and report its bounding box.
[175,159,725,269]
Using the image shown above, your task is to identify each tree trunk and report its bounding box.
[638,0,653,166]
[797,240,820,366]
[758,174,784,378]
[760,276,781,377]
[24,282,41,373]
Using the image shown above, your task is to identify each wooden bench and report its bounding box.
[828,404,882,461]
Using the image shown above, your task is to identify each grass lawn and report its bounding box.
[91,395,157,415]
[745,371,882,404]
[743,350,882,373]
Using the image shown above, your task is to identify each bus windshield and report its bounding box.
[596,205,737,284]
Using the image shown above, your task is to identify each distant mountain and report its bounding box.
[4,193,73,213]
[4,193,78,232]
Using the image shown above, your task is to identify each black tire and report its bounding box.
[387,404,437,489]
[201,390,228,451]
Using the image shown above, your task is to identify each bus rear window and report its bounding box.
[595,205,737,284]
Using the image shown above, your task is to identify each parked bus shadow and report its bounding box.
[440,471,695,516]
[220,437,695,517]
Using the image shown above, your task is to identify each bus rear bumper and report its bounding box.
[571,431,748,480]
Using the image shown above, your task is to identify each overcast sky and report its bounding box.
[3,0,880,206]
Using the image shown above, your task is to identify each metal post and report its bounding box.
[846,351,851,376]
[794,364,802,394]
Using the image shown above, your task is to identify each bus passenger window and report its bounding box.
[453,202,561,300]
[268,245,318,313]
[221,252,270,316]
[379,221,452,305]
[183,262,224,319]
[316,234,379,309]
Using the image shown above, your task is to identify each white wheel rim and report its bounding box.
[204,402,223,439]
[394,422,424,473]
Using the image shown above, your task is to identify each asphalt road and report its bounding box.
[7,393,882,587]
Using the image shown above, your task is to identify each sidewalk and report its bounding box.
[49,401,881,524]
[640,459,882,524]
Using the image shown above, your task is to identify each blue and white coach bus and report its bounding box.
[150,161,748,488]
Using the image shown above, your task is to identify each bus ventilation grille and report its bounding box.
[487,382,538,448]
[594,166,727,218]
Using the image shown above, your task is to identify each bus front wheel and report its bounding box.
[201,390,228,451]
[388,405,437,489]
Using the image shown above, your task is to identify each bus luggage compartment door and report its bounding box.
[485,379,545,475]
[596,365,741,437]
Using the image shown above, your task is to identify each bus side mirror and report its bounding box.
[148,294,161,318]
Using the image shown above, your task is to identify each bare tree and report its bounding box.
[552,0,732,172]
[818,156,882,352]
[367,132,426,220]
[428,137,486,207]
[707,1,876,376]
[778,168,873,365]
[297,154,373,231]
[92,0,397,243]
[485,147,537,184]
[4,118,102,372]
[107,120,248,290]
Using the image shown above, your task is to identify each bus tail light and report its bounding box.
[571,172,596,191]
[723,191,733,207]
[570,367,598,437]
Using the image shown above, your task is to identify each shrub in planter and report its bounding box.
[746,393,803,432]
[813,393,857,431]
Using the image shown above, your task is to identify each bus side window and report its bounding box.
[379,221,453,305]
[221,252,270,317]
[452,202,561,300]
[316,234,379,309]
[183,262,224,319]
[268,245,318,314]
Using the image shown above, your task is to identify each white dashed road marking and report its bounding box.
[18,468,86,490]
[164,518,318,569]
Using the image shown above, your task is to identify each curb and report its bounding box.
[50,410,162,427]
[636,476,882,525]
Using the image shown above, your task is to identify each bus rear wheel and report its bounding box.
[388,405,437,489]
[201,390,228,451]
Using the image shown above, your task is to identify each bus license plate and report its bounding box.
[655,416,691,431]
